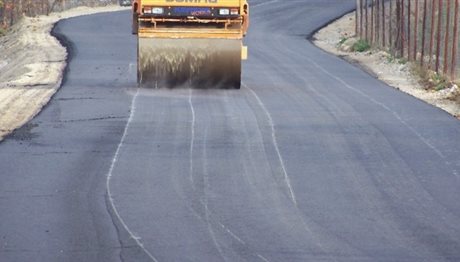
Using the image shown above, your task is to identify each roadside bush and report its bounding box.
[352,39,370,52]
[431,73,449,91]
[413,65,451,91]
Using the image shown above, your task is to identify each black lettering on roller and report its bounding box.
[165,0,218,3]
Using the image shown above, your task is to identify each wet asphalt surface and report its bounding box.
[1,0,460,261]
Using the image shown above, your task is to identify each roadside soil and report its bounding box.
[0,5,129,141]
[313,12,460,119]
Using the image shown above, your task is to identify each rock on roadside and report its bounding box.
[0,5,129,141]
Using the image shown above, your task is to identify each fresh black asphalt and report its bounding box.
[1,0,460,261]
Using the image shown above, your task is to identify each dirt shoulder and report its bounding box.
[0,5,129,141]
[313,12,460,119]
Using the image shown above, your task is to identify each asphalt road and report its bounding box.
[2,0,460,261]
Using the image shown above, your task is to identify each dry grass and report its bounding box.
[411,65,451,91]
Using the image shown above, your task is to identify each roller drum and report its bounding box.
[138,38,241,89]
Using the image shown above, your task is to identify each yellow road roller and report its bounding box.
[132,0,249,89]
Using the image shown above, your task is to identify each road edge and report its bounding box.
[0,6,130,142]
[311,11,460,119]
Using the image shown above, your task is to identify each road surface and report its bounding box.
[1,0,460,261]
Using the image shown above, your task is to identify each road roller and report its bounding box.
[132,0,249,89]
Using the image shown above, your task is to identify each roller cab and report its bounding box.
[133,0,249,89]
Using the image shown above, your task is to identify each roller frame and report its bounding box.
[136,15,245,89]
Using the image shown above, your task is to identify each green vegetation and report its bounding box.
[412,65,450,91]
[352,39,370,52]
[398,58,407,65]
[386,54,396,63]
[385,54,408,65]
[431,73,449,91]
[0,28,6,37]
[338,36,348,46]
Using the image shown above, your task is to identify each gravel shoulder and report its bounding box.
[313,12,460,119]
[0,5,129,141]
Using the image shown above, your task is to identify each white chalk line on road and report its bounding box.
[303,55,459,179]
[189,88,196,186]
[218,222,245,245]
[243,77,335,259]
[243,83,298,206]
[258,254,271,262]
[252,0,279,7]
[106,88,159,262]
